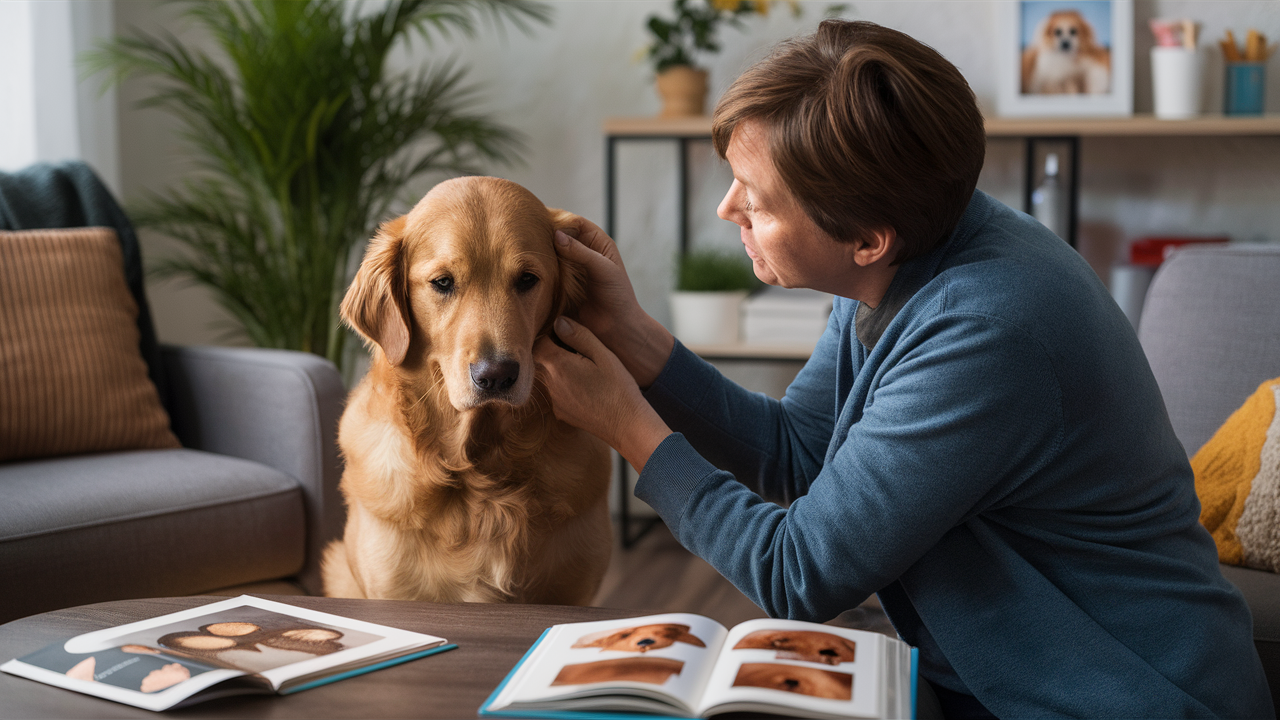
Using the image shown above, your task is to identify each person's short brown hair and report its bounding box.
[712,20,986,264]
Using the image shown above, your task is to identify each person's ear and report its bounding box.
[340,216,411,366]
[852,227,900,267]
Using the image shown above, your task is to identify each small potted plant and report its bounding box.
[645,0,782,116]
[670,249,761,345]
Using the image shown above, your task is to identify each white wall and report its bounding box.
[109,0,1280,346]
[0,0,119,192]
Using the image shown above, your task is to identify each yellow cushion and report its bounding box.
[1193,377,1280,571]
[0,227,180,462]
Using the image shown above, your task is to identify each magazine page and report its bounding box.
[1,595,446,710]
[695,619,890,720]
[0,636,249,711]
[487,613,728,716]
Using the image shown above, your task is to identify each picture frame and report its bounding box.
[996,0,1133,117]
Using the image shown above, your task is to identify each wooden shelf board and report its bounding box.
[605,114,1280,138]
[605,116,714,136]
[685,343,813,360]
[984,113,1280,137]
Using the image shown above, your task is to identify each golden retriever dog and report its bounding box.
[572,624,707,653]
[732,663,852,700]
[733,630,857,666]
[552,657,685,686]
[321,176,612,605]
[1021,9,1111,95]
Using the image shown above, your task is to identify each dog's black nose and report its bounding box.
[470,359,520,392]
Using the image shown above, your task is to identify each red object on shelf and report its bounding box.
[1129,236,1230,266]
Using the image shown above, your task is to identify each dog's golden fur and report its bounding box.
[1021,9,1111,95]
[322,177,611,605]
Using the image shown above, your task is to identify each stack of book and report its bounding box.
[741,288,834,348]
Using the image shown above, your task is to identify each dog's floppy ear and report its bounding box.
[547,208,588,317]
[341,216,411,366]
[671,626,706,648]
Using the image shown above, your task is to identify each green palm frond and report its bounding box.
[86,0,548,369]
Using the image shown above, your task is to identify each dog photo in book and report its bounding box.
[572,624,707,653]
[732,662,854,701]
[109,606,383,675]
[732,629,858,666]
[553,657,686,686]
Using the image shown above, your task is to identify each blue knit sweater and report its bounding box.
[636,190,1273,718]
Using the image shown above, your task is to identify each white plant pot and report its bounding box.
[669,291,747,346]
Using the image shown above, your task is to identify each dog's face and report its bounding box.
[732,662,852,700]
[1039,10,1096,55]
[342,177,585,411]
[572,623,707,653]
[732,630,857,666]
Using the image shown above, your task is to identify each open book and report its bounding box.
[481,613,915,720]
[0,595,453,711]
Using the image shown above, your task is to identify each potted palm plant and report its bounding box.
[89,0,549,374]
[670,249,761,345]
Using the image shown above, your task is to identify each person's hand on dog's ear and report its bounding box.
[553,220,674,389]
[535,316,671,473]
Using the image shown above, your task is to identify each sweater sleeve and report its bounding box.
[643,311,845,503]
[636,311,1064,621]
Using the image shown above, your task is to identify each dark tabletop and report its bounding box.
[0,595,648,719]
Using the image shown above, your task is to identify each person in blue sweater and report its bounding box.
[533,20,1273,719]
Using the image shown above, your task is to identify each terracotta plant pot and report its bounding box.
[655,66,709,117]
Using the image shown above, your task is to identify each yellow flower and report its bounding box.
[709,0,744,11]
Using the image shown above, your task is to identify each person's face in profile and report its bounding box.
[717,120,859,294]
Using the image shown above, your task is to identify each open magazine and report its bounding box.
[481,613,915,720]
[0,595,453,711]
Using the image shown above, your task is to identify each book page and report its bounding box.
[489,613,728,714]
[697,619,890,720]
[0,641,245,712]
[4,595,445,704]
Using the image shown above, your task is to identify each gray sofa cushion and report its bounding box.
[1220,564,1280,710]
[0,449,304,623]
[1138,244,1280,457]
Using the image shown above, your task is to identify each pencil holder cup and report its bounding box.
[1152,47,1203,119]
[1224,62,1265,115]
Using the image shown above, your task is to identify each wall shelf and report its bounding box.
[606,113,1280,137]
[604,113,1280,253]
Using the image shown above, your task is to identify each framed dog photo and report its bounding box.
[996,0,1133,117]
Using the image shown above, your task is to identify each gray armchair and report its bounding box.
[1138,243,1280,713]
[0,345,345,624]
[0,162,345,625]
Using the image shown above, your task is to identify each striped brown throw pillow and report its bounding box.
[0,227,179,461]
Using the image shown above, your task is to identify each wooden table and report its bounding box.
[0,595,647,719]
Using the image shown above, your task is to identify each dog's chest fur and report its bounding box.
[333,371,609,604]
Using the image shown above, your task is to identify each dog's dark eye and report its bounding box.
[430,276,454,294]
[515,272,540,293]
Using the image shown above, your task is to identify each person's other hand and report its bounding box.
[555,218,674,388]
[535,316,671,472]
